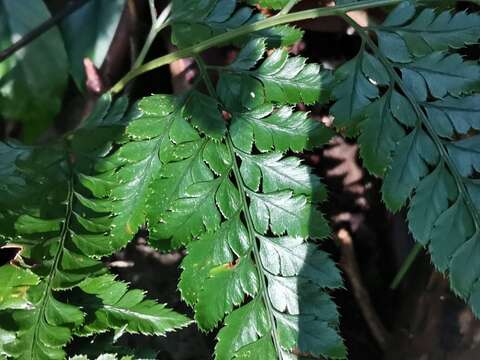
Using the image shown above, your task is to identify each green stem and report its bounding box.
[278,0,299,15]
[227,136,285,358]
[110,0,409,94]
[31,173,75,356]
[131,3,172,70]
[390,243,423,290]
[148,0,157,22]
[194,56,217,96]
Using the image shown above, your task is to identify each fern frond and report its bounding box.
[170,0,302,48]
[183,45,344,359]
[331,1,480,314]
[218,46,332,109]
[179,127,345,357]
[102,34,345,357]
[102,48,333,252]
[0,96,190,359]
[377,4,480,58]
[229,104,333,153]
[97,94,223,249]
[74,274,191,336]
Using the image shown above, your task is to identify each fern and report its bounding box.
[331,1,480,313]
[171,0,302,48]
[0,96,190,359]
[184,51,344,358]
[97,34,345,357]
[2,0,480,359]
[217,40,332,108]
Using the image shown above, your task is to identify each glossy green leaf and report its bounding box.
[423,95,480,138]
[382,128,438,212]
[219,48,331,108]
[229,105,333,153]
[331,51,382,134]
[407,163,457,245]
[446,135,480,177]
[76,275,191,336]
[358,92,405,176]
[228,38,266,71]
[185,91,226,139]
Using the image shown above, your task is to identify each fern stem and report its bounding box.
[31,174,75,356]
[132,3,172,70]
[226,135,285,358]
[110,0,409,94]
[148,0,157,22]
[343,15,480,232]
[278,0,299,15]
[390,243,423,290]
[194,56,217,97]
[195,56,285,358]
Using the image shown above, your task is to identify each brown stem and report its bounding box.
[336,228,391,351]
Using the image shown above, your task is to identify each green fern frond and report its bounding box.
[185,45,343,359]
[377,4,480,58]
[4,1,480,359]
[0,96,191,359]
[218,45,332,109]
[101,34,345,358]
[75,274,192,336]
[101,47,333,252]
[96,94,222,249]
[331,1,480,314]
[171,0,302,48]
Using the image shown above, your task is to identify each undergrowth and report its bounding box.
[0,0,479,359]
